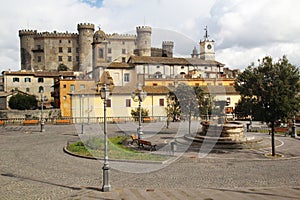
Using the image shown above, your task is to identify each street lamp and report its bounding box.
[131,83,147,139]
[80,94,85,134]
[40,90,45,132]
[100,84,111,192]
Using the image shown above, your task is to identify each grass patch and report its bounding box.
[67,136,170,162]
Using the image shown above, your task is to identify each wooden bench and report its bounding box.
[23,119,39,126]
[131,134,139,145]
[55,119,71,125]
[0,120,5,126]
[143,117,155,123]
[138,139,157,151]
[269,127,290,136]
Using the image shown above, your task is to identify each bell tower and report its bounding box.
[200,26,215,61]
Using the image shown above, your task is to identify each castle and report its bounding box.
[19,23,224,86]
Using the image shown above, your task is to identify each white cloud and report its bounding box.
[0,0,299,72]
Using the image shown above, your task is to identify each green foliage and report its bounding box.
[131,107,149,120]
[57,63,68,71]
[235,55,300,123]
[9,93,37,110]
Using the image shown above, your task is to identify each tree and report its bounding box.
[131,107,149,121]
[235,56,300,156]
[9,93,37,110]
[57,64,68,71]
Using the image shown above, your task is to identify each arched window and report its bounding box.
[39,86,44,93]
[154,72,162,78]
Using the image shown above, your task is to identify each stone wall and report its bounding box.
[0,109,61,119]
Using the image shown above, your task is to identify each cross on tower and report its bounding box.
[204,26,209,40]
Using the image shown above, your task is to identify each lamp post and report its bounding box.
[131,83,147,139]
[100,84,111,192]
[40,90,45,132]
[81,94,85,134]
[292,115,297,138]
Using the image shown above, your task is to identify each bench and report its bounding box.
[143,117,155,123]
[0,120,5,126]
[269,127,290,136]
[138,139,157,151]
[55,119,71,125]
[131,134,139,145]
[113,118,126,124]
[23,119,39,126]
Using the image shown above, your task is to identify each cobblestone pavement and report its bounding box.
[0,122,299,199]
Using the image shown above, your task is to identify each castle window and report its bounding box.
[70,84,75,91]
[80,84,85,90]
[126,99,131,107]
[24,78,31,83]
[26,88,30,92]
[38,78,44,83]
[76,48,79,53]
[76,56,79,62]
[124,73,130,82]
[37,56,42,62]
[122,57,126,62]
[68,40,71,43]
[59,40,62,43]
[58,56,63,62]
[38,86,44,93]
[156,66,160,69]
[63,84,66,88]
[122,41,125,45]
[59,47,63,53]
[181,66,184,69]
[13,77,19,82]
[37,45,41,50]
[144,40,147,44]
[108,48,112,54]
[68,56,72,62]
[122,49,126,54]
[98,48,104,58]
[107,57,112,62]
[68,47,72,53]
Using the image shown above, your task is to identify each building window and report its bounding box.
[80,84,85,90]
[99,48,104,58]
[122,49,126,54]
[108,48,112,54]
[63,96,66,100]
[24,78,31,82]
[70,84,75,91]
[38,86,44,93]
[68,56,72,62]
[68,47,72,53]
[156,66,160,69]
[38,78,44,83]
[106,99,111,107]
[26,88,30,92]
[195,83,199,86]
[59,40,62,43]
[181,66,184,69]
[68,40,71,43]
[153,83,158,86]
[58,56,63,61]
[63,84,66,88]
[37,45,41,50]
[226,97,231,106]
[37,56,42,62]
[76,48,79,53]
[122,57,126,62]
[159,98,164,106]
[107,57,112,62]
[124,73,130,82]
[76,56,79,62]
[59,47,63,53]
[13,77,19,82]
[126,99,131,107]
[122,41,125,45]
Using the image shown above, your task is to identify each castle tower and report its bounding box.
[136,26,152,57]
[77,23,95,73]
[191,46,199,58]
[19,30,37,70]
[162,41,174,57]
[199,26,215,61]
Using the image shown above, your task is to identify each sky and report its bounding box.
[1,0,299,72]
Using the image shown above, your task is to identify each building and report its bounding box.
[2,70,76,109]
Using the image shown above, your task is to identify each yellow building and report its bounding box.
[69,85,170,122]
[52,78,96,117]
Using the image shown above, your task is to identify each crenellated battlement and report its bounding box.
[162,41,174,46]
[136,26,152,33]
[19,30,37,36]
[77,23,95,30]
[107,33,136,40]
[36,31,78,38]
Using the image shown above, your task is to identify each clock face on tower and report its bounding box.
[207,44,212,50]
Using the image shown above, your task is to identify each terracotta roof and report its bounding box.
[185,58,225,66]
[128,56,191,65]
[200,86,239,95]
[111,86,170,95]
[3,70,75,77]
